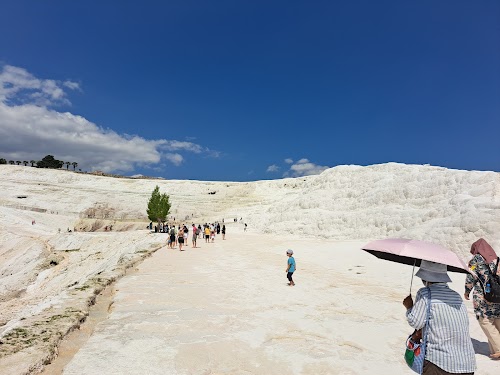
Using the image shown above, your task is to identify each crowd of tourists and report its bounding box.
[150,221,227,251]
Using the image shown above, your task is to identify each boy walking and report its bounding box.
[286,249,296,286]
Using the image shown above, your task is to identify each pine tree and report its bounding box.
[146,185,171,222]
[37,155,63,169]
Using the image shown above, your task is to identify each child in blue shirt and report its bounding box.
[286,249,296,286]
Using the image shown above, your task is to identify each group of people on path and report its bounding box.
[403,238,500,374]
[156,222,226,251]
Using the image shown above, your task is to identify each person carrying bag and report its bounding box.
[465,238,500,359]
[404,289,430,374]
[404,260,476,374]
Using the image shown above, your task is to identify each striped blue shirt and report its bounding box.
[406,283,476,373]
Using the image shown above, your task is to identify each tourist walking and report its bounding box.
[403,260,476,374]
[178,228,185,251]
[192,224,198,248]
[183,225,189,247]
[169,226,176,249]
[204,226,210,243]
[285,249,296,286]
[222,225,226,240]
[465,238,500,359]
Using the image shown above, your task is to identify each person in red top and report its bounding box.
[192,224,198,248]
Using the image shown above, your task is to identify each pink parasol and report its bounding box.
[362,238,470,293]
[362,238,469,273]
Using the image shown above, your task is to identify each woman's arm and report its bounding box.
[406,290,428,330]
[464,273,476,298]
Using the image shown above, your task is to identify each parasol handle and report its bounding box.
[409,259,416,296]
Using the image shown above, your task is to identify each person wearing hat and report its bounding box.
[285,249,296,286]
[403,260,476,374]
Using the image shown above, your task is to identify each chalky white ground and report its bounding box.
[0,164,499,374]
[62,233,497,375]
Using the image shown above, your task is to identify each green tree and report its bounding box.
[65,161,71,169]
[8,160,14,165]
[0,158,6,164]
[72,162,78,170]
[23,161,28,166]
[146,185,171,223]
[37,155,64,169]
[15,161,21,165]
[30,160,36,167]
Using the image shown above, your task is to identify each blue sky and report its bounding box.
[0,0,498,181]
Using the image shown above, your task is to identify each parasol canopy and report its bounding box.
[362,238,469,274]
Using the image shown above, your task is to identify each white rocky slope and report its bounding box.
[0,163,499,373]
[2,163,498,253]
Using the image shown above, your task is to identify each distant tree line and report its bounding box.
[0,155,80,171]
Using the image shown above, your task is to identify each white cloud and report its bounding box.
[206,149,222,158]
[284,158,293,164]
[161,140,203,154]
[0,65,218,173]
[0,65,76,106]
[266,164,279,173]
[63,81,80,90]
[164,153,183,166]
[284,158,329,177]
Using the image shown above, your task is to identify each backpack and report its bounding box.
[483,257,500,303]
[170,228,175,235]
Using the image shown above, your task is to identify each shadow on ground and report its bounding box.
[471,338,490,357]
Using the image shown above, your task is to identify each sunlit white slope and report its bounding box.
[1,163,499,256]
[244,163,500,256]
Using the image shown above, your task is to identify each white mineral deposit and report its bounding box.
[0,164,499,374]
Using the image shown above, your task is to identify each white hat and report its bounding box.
[415,260,451,283]
[286,249,293,255]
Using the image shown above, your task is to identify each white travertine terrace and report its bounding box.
[0,164,498,374]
